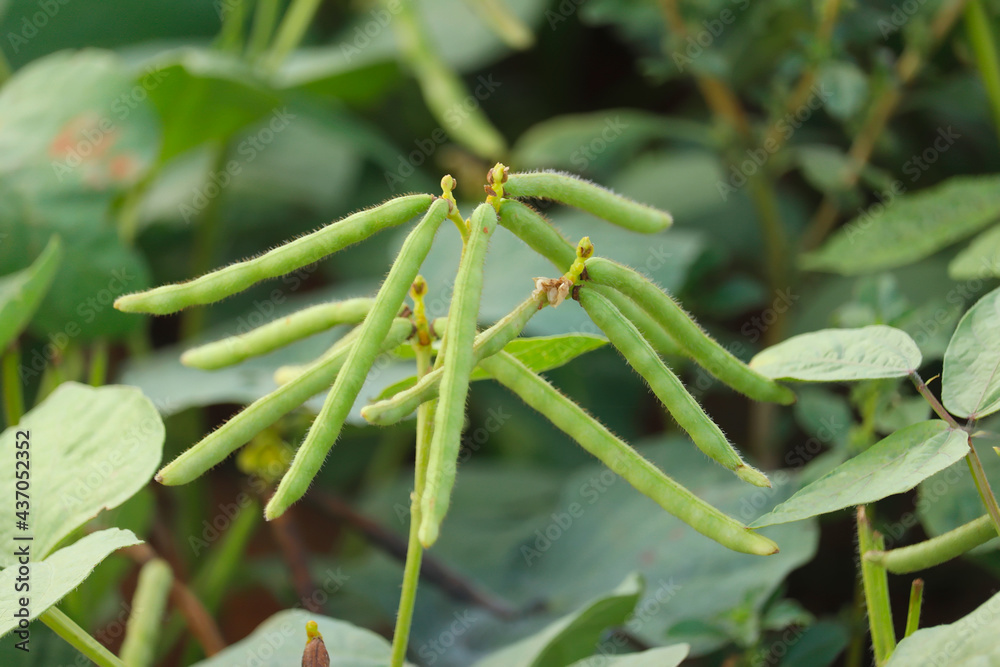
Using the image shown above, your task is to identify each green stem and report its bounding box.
[904,579,924,638]
[965,440,1000,538]
[217,0,248,52]
[264,0,324,71]
[964,0,1000,140]
[40,607,126,667]
[248,0,282,58]
[857,506,896,665]
[390,343,435,667]
[88,340,109,387]
[2,344,24,425]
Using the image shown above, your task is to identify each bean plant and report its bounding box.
[115,163,797,663]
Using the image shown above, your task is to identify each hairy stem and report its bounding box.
[857,506,896,665]
[904,579,924,638]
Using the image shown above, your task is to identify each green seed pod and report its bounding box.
[504,171,673,234]
[119,558,173,667]
[579,288,770,488]
[157,319,413,486]
[419,203,499,547]
[115,194,434,315]
[181,298,376,370]
[361,291,545,425]
[478,352,778,555]
[584,257,795,406]
[266,199,449,520]
[866,514,998,574]
[497,199,683,358]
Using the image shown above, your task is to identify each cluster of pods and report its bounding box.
[116,163,795,556]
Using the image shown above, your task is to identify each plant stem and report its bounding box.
[390,343,435,667]
[964,0,1000,139]
[904,579,924,637]
[910,372,959,427]
[857,506,896,665]
[120,559,173,667]
[2,344,24,425]
[217,0,248,52]
[88,340,109,387]
[801,0,969,249]
[248,0,281,58]
[40,607,125,667]
[264,0,324,71]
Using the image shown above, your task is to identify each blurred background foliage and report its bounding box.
[1,0,1000,664]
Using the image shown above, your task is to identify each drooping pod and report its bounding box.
[478,352,778,555]
[578,288,770,488]
[157,319,413,486]
[497,199,683,359]
[584,257,795,406]
[503,171,673,234]
[266,198,449,520]
[361,290,546,425]
[181,297,376,370]
[866,514,999,574]
[115,194,434,315]
[419,203,499,547]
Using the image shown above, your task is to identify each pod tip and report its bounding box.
[418,521,439,548]
[736,464,772,488]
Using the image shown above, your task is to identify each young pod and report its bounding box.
[266,198,449,520]
[578,288,770,488]
[866,513,998,574]
[361,291,546,425]
[478,352,778,556]
[157,320,413,486]
[584,257,795,406]
[503,171,673,234]
[181,298,375,370]
[115,194,434,315]
[419,203,499,546]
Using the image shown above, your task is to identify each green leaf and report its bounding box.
[749,326,922,382]
[801,175,1000,275]
[471,334,608,380]
[948,223,1000,280]
[567,644,689,667]
[0,528,141,638]
[886,589,1000,665]
[375,334,608,403]
[0,383,164,567]
[794,145,855,195]
[817,61,869,121]
[942,285,1000,419]
[0,236,61,351]
[752,421,967,527]
[191,609,406,667]
[472,574,643,667]
[780,621,849,667]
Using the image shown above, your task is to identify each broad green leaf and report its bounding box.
[794,145,854,195]
[0,50,157,339]
[472,574,643,667]
[802,174,1000,275]
[885,589,1000,665]
[752,421,967,527]
[191,609,407,667]
[948,223,1000,280]
[0,383,164,567]
[0,528,141,638]
[817,61,869,121]
[0,235,61,351]
[749,326,922,381]
[779,621,849,667]
[568,644,689,666]
[942,285,1000,419]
